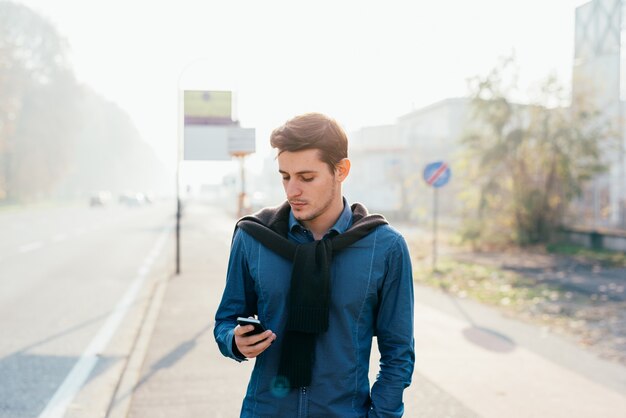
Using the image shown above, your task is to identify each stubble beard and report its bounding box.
[294,180,337,223]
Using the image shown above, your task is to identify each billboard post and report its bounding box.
[228,128,255,217]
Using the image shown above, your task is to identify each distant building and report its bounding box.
[345,98,470,222]
[572,0,626,228]
[345,124,408,218]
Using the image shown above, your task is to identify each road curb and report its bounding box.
[106,272,172,418]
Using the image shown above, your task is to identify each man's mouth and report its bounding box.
[290,201,307,208]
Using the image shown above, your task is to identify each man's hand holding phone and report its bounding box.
[234,317,276,358]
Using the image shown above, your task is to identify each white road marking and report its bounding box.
[18,241,43,253]
[38,224,173,418]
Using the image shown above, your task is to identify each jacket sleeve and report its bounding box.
[214,228,258,361]
[369,234,415,417]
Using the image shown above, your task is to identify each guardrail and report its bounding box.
[561,226,626,252]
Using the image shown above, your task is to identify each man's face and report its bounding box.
[277,149,340,223]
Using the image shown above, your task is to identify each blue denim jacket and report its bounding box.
[214,200,415,417]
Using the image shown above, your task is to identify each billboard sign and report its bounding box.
[228,128,256,155]
[184,90,232,125]
[183,126,255,160]
[183,126,231,160]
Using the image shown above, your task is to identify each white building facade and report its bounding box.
[345,98,470,222]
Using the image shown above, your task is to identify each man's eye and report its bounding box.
[281,177,289,181]
[302,177,314,182]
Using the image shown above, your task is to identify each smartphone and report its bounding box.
[237,317,267,336]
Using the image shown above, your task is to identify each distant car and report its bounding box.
[89,191,112,207]
[118,193,130,205]
[144,193,154,204]
[119,192,146,207]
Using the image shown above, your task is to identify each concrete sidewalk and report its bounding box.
[108,201,626,418]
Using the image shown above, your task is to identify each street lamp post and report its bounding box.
[175,59,253,272]
[175,57,207,275]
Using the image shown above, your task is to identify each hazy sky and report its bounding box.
[17,0,591,182]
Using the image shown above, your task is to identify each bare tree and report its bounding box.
[0,1,76,202]
[460,57,610,246]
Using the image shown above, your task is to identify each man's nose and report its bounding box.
[285,181,302,198]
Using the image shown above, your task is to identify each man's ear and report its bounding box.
[335,158,351,183]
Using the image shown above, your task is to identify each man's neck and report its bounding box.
[302,196,345,240]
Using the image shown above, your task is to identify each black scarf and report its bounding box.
[236,200,387,388]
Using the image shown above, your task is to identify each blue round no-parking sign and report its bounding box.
[423,161,451,188]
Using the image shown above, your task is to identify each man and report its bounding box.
[214,112,414,417]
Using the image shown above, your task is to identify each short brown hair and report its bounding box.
[270,112,348,173]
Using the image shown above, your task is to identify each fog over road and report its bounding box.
[0,201,176,417]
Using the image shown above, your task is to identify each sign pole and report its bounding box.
[432,187,438,272]
[423,160,451,273]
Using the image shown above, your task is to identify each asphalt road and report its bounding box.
[0,201,176,418]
